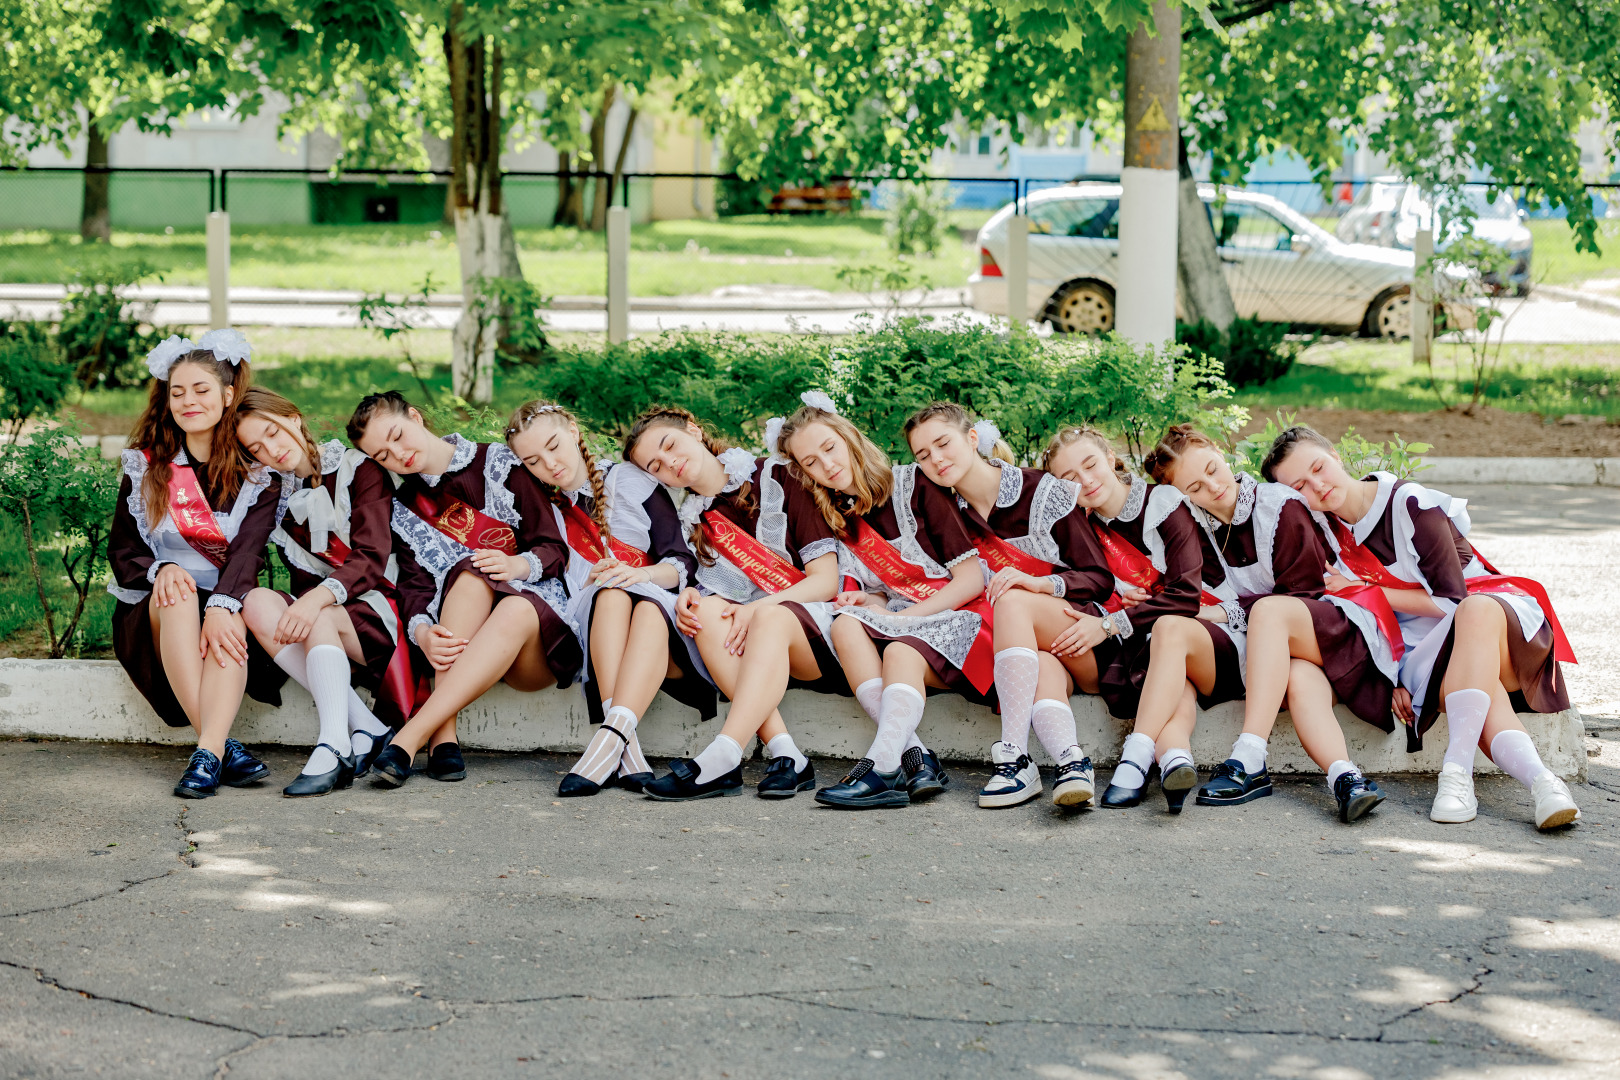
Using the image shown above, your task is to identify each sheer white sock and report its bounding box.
[619,732,652,777]
[1030,697,1080,763]
[574,706,638,784]
[1158,746,1194,775]
[854,678,884,725]
[1113,733,1156,792]
[1230,733,1269,775]
[1443,689,1491,773]
[766,732,809,772]
[867,683,926,773]
[1489,729,1551,790]
[693,733,744,783]
[993,647,1041,753]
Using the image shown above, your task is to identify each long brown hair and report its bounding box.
[623,405,752,564]
[1143,423,1221,485]
[346,390,423,446]
[776,404,892,539]
[127,350,253,528]
[235,386,322,486]
[902,401,1017,465]
[505,399,612,543]
[1041,424,1133,485]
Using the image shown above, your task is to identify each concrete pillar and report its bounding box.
[1004,213,1029,326]
[206,211,230,330]
[1116,1,1180,347]
[606,205,629,344]
[1412,226,1434,361]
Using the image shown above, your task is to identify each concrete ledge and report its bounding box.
[1535,283,1620,319]
[1422,456,1619,486]
[0,659,1586,781]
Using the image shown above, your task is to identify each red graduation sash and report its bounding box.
[848,519,995,694]
[1092,520,1222,613]
[969,524,1055,577]
[152,453,230,568]
[410,489,517,555]
[560,499,649,568]
[702,511,805,593]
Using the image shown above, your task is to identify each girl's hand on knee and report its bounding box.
[721,602,755,655]
[200,609,249,668]
[1050,610,1107,657]
[472,548,527,583]
[675,588,703,636]
[988,567,1044,603]
[154,564,196,608]
[418,624,467,671]
[275,591,326,645]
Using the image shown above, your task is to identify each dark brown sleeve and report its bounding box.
[1269,500,1330,599]
[108,473,156,592]
[1122,502,1205,634]
[1050,510,1114,604]
[1405,495,1470,602]
[782,470,837,565]
[213,473,283,605]
[642,484,698,586]
[324,459,394,601]
[910,474,977,567]
[390,511,438,627]
[508,469,570,580]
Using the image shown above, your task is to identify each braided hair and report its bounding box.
[1260,425,1336,483]
[1142,423,1221,485]
[504,399,611,543]
[623,405,753,565]
[1041,424,1133,485]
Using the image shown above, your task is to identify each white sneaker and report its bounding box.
[1531,772,1581,830]
[979,741,1041,808]
[1430,762,1478,823]
[1051,750,1095,807]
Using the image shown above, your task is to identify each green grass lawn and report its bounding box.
[1525,218,1620,287]
[0,214,979,297]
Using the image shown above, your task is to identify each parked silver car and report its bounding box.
[970,183,1449,338]
[1334,178,1532,295]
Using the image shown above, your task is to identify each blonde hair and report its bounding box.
[1143,423,1221,485]
[235,387,321,482]
[776,404,892,539]
[505,399,611,544]
[623,405,751,564]
[1041,424,1132,484]
[902,401,1016,465]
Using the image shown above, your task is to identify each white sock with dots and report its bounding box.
[1489,730,1551,790]
[1030,697,1081,764]
[992,647,1041,753]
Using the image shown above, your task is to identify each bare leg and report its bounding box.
[195,612,251,757]
[426,572,499,750]
[600,600,677,717]
[587,589,634,703]
[151,595,204,731]
[1439,594,1531,751]
[713,605,822,748]
[1284,659,1350,770]
[1154,684,1199,759]
[1240,596,1323,740]
[1133,615,1219,744]
[831,613,884,690]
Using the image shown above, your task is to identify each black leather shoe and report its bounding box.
[282,745,357,798]
[814,759,910,810]
[1196,759,1273,806]
[901,747,949,801]
[1334,771,1385,823]
[370,745,414,788]
[606,771,654,794]
[351,729,392,779]
[174,748,223,799]
[644,758,743,801]
[758,756,815,799]
[427,743,466,782]
[219,738,270,786]
[1162,762,1199,815]
[558,772,602,798]
[1100,760,1154,809]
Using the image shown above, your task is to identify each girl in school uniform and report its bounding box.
[1263,425,1579,830]
[778,398,990,810]
[1041,426,1245,813]
[107,331,281,798]
[1146,424,1393,824]
[233,387,411,797]
[905,404,1114,809]
[347,392,582,787]
[503,399,709,797]
[621,400,842,801]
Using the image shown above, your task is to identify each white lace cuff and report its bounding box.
[320,577,349,605]
[146,560,169,584]
[408,614,433,644]
[799,538,838,564]
[519,551,545,583]
[1047,575,1067,599]
[1221,600,1247,633]
[1105,609,1134,641]
[944,549,979,570]
[205,593,243,614]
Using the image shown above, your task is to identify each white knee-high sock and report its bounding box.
[993,647,1041,753]
[303,644,355,773]
[574,706,638,784]
[274,642,387,754]
[854,678,884,724]
[1489,730,1551,790]
[766,732,809,772]
[1443,689,1491,773]
[1113,732,1156,792]
[867,683,926,773]
[693,733,744,783]
[1030,697,1082,764]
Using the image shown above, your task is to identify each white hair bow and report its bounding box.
[800,390,837,414]
[972,419,1001,456]
[146,327,253,381]
[763,416,786,457]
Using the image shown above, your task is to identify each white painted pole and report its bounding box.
[1116,168,1179,345]
[206,211,230,330]
[1004,213,1029,327]
[606,205,629,344]
[1412,226,1434,362]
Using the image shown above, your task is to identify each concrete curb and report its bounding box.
[1419,457,1620,486]
[1536,283,1620,319]
[0,658,1587,781]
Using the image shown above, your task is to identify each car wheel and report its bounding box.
[1369,287,1412,340]
[1045,280,1115,335]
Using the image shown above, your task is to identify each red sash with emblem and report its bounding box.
[560,500,649,568]
[969,524,1055,577]
[152,453,231,568]
[410,489,517,555]
[1092,521,1223,613]
[702,512,805,593]
[848,520,994,694]
[1327,517,1574,664]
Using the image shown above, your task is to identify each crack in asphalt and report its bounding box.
[0,869,177,920]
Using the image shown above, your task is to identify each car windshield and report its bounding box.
[1451,189,1521,220]
[1027,197,1119,239]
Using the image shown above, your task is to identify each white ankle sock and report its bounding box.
[867,683,926,773]
[1114,732,1156,792]
[1326,759,1358,791]
[1030,697,1079,763]
[574,706,638,784]
[766,732,809,772]
[1158,746,1194,775]
[1230,733,1268,775]
[854,678,884,725]
[992,647,1040,753]
[693,733,744,783]
[1489,729,1550,790]
[1443,689,1491,773]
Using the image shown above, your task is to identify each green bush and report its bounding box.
[59,263,164,390]
[0,329,72,439]
[1177,316,1303,388]
[886,182,954,258]
[1231,408,1431,479]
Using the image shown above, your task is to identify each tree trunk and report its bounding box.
[1116,1,1181,346]
[554,150,575,227]
[1175,134,1238,331]
[588,84,616,231]
[81,117,111,243]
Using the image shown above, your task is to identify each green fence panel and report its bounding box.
[108,173,211,230]
[0,172,84,230]
[227,176,312,226]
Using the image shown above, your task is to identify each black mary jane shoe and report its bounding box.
[174,748,224,799]
[219,738,270,787]
[1334,771,1385,823]
[427,743,466,782]
[1161,763,1200,815]
[606,771,655,794]
[644,758,743,801]
[758,756,816,799]
[1099,760,1155,809]
[370,745,414,788]
[558,772,603,798]
[351,729,393,780]
[900,747,949,802]
[1195,758,1273,807]
[814,759,910,810]
[282,744,357,798]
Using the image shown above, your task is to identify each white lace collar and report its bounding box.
[1230,472,1259,526]
[1097,476,1146,524]
[421,433,477,488]
[677,448,758,533]
[992,460,1023,507]
[318,439,346,476]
